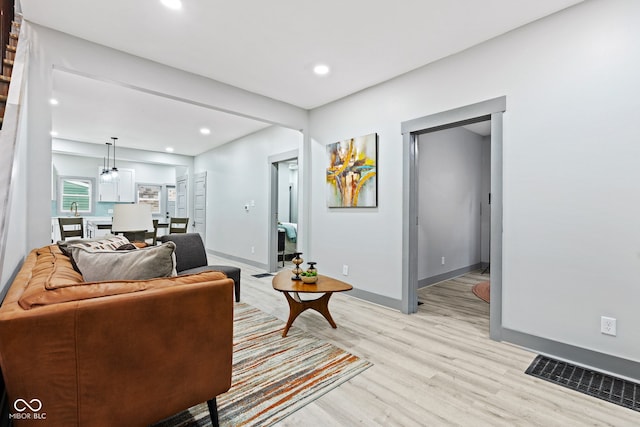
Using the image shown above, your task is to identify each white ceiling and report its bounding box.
[51,70,271,156]
[21,0,582,155]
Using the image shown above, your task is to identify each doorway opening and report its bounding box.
[417,121,492,331]
[268,150,299,272]
[401,96,505,340]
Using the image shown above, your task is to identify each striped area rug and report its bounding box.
[154,303,372,426]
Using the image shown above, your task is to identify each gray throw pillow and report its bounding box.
[69,242,177,282]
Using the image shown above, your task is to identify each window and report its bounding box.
[59,177,93,215]
[137,184,162,214]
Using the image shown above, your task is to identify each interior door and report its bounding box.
[193,172,206,239]
[176,175,188,219]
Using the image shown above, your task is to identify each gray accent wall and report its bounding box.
[480,136,491,264]
[417,127,486,282]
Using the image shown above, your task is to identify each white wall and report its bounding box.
[417,127,484,281]
[53,153,101,181]
[53,154,177,185]
[309,0,640,364]
[0,92,30,297]
[194,126,302,266]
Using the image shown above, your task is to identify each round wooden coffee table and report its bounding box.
[272,270,353,337]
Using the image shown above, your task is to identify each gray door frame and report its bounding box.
[268,149,299,272]
[401,96,505,340]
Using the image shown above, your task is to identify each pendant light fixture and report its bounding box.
[110,137,119,179]
[100,142,113,182]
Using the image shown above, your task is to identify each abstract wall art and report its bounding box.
[326,133,378,208]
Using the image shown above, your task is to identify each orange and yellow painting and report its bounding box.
[326,133,377,207]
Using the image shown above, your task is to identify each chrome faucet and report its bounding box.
[70,201,79,216]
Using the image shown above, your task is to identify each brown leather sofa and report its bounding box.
[0,244,234,426]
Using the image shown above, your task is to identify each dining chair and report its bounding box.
[144,219,160,245]
[169,217,189,234]
[58,217,84,241]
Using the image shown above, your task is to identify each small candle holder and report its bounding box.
[291,252,303,280]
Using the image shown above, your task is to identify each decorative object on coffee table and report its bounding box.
[300,261,318,283]
[291,252,303,280]
[300,275,318,284]
[272,270,353,337]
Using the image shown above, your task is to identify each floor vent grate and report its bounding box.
[526,355,639,412]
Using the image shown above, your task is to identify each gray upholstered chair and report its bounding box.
[160,233,241,302]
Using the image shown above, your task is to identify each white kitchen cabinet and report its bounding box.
[51,218,60,243]
[97,168,135,202]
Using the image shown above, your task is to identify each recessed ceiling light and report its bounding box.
[50,131,58,137]
[161,0,182,10]
[49,98,59,105]
[165,147,174,153]
[313,64,330,76]
[200,128,211,135]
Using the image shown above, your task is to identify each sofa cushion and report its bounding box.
[18,270,230,309]
[68,242,178,283]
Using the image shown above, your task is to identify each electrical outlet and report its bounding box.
[251,246,255,254]
[601,316,617,336]
[441,256,445,265]
[342,265,349,276]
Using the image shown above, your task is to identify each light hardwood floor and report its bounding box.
[208,255,639,426]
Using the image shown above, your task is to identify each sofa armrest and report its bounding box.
[0,277,234,426]
[160,233,208,272]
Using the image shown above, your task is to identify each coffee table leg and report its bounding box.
[281,292,337,337]
[282,292,304,337]
[308,292,337,328]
